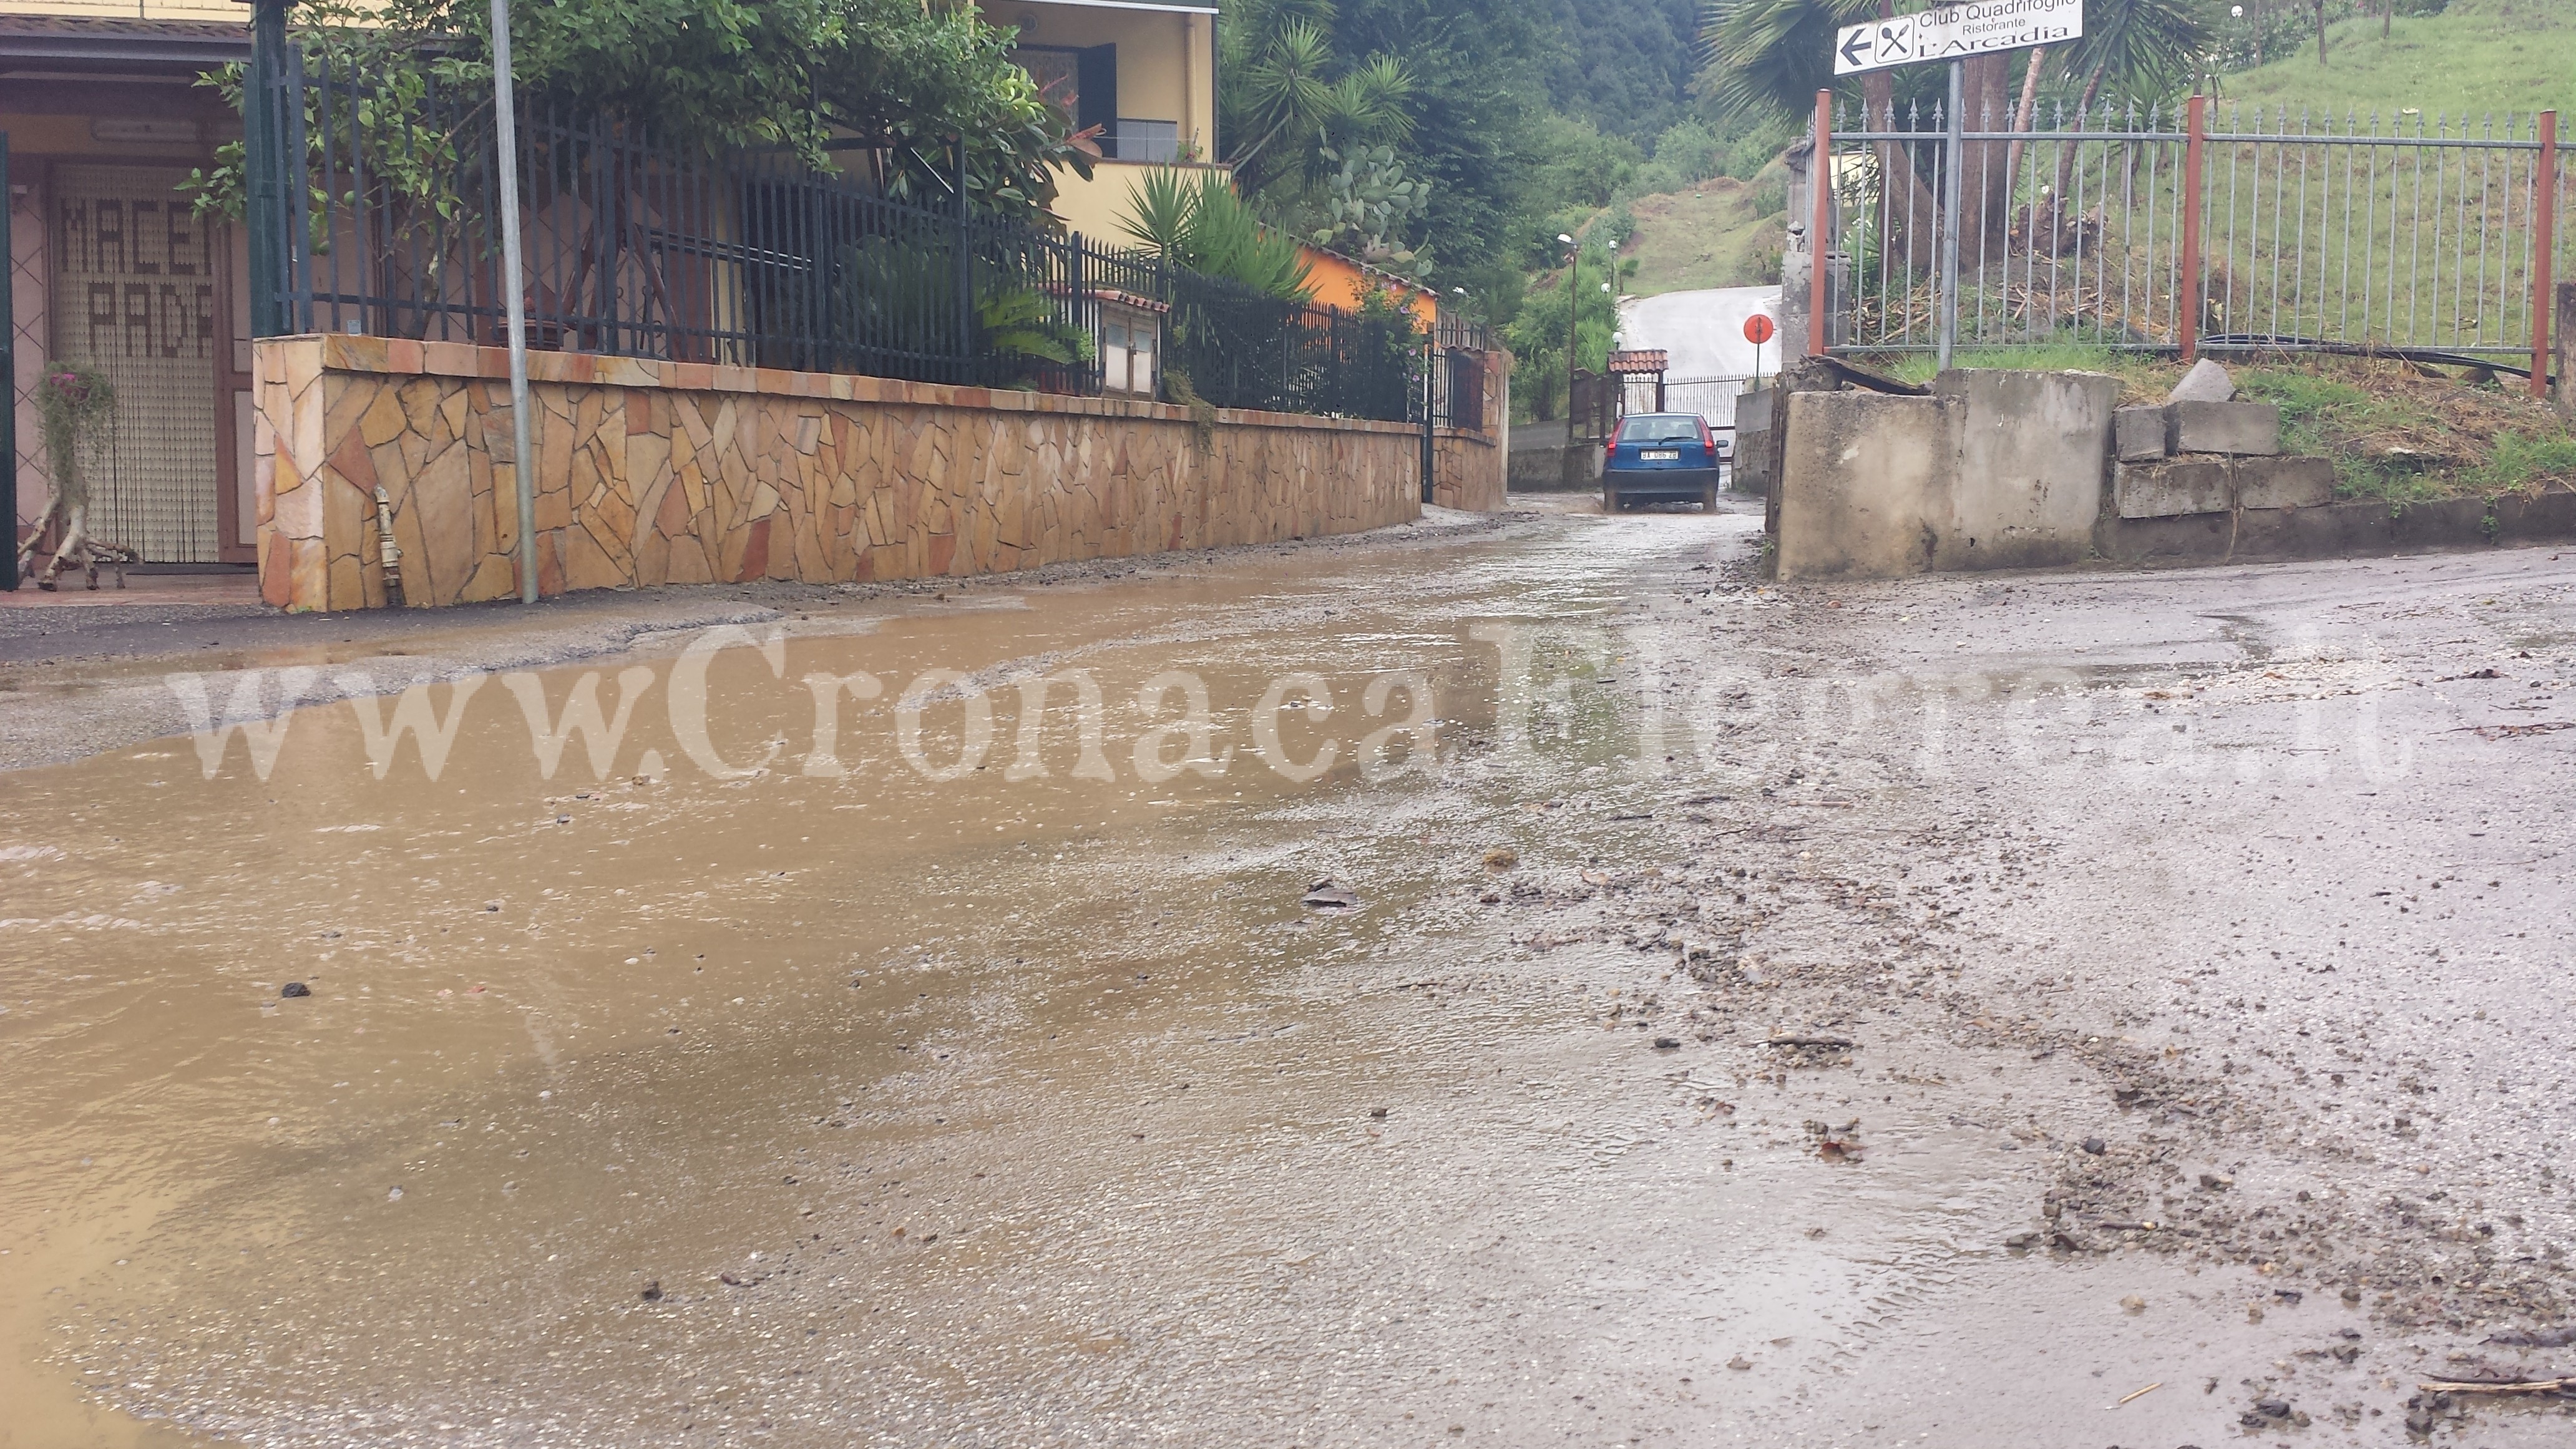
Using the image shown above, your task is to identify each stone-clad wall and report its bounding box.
[253,335,1443,611]
[1430,349,1511,512]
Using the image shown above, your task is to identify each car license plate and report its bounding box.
[1641,449,1680,461]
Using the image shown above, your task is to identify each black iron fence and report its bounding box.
[244,41,1436,422]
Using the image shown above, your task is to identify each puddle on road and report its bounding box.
[4,515,2321,1447]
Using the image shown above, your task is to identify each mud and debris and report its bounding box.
[4,502,2575,1445]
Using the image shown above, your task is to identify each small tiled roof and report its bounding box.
[1606,349,1669,374]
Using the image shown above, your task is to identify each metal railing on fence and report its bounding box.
[1813,93,2564,394]
[244,41,1438,424]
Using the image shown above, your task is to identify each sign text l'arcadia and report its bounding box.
[1833,0,2082,77]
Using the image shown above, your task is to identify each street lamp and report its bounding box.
[1558,232,1578,432]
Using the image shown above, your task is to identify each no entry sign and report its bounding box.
[1742,313,1776,346]
[1833,0,2082,76]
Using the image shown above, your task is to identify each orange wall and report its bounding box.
[1299,246,1437,324]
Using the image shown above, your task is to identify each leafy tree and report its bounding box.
[1334,0,1558,278]
[197,0,1090,222]
[1546,0,1708,143]
[1220,0,1419,198]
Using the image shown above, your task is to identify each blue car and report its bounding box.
[1602,412,1727,511]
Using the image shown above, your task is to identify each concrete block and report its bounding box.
[2114,406,2169,462]
[2167,357,2236,402]
[1934,369,2119,570]
[2236,455,2335,510]
[1775,389,1963,580]
[2115,459,2233,519]
[2167,400,2280,456]
[1735,386,1775,437]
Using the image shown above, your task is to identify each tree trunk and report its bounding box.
[2004,45,2050,212]
[2315,0,2329,65]
[1951,52,2014,276]
[2042,62,2111,243]
[1867,69,1939,280]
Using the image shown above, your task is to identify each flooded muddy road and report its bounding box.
[5,508,2575,1447]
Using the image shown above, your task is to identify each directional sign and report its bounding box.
[1742,313,1776,346]
[1833,0,2082,76]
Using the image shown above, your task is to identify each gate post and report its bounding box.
[1,131,14,593]
[2532,110,2557,401]
[1808,90,1831,357]
[2180,94,2207,363]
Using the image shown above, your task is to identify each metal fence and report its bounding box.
[245,42,1440,422]
[1817,95,2564,389]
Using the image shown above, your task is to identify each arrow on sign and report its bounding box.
[1837,28,1871,68]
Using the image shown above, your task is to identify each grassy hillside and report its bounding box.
[2215,0,2576,120]
[1618,172,1786,295]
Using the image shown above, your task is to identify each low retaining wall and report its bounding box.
[1764,364,2576,579]
[1432,425,1506,510]
[2100,491,2576,565]
[253,335,1440,611]
[1772,369,2115,581]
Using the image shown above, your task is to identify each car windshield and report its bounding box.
[1617,416,1701,443]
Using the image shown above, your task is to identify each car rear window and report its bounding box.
[1617,416,1702,442]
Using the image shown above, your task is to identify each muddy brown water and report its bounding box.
[0,516,2446,1446]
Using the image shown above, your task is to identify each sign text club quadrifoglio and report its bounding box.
[1833,0,2083,77]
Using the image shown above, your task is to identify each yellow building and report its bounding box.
[978,0,1226,245]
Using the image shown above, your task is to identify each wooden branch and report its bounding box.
[2415,1377,2576,1395]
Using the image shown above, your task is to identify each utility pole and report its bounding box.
[490,0,539,604]
[1,132,12,593]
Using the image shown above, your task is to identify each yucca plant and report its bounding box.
[1118,169,1315,303]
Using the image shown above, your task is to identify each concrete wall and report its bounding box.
[252,335,1441,612]
[1933,369,2120,571]
[1772,369,2125,581]
[1506,418,1601,493]
[1774,390,1961,581]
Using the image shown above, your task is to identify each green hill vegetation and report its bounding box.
[1616,170,1788,295]
[2214,0,2576,120]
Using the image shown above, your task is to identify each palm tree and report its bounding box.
[1219,0,1416,198]
[1700,0,2009,271]
[2041,0,2212,232]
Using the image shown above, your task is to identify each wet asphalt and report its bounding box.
[2,504,2572,1447]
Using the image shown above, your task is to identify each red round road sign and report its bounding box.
[1742,313,1777,345]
